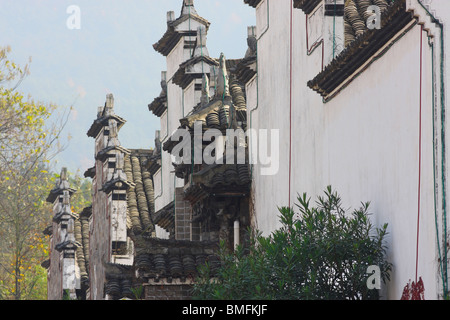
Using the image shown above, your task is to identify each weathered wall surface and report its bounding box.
[89,128,111,300]
[47,220,63,300]
[251,0,447,299]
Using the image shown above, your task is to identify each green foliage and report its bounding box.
[51,170,92,213]
[130,286,144,300]
[193,186,392,300]
[0,45,70,300]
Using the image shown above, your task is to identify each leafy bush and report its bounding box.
[193,186,392,300]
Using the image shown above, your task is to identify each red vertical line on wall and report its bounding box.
[415,25,424,283]
[289,0,293,207]
[321,39,324,71]
[107,193,111,262]
[306,12,309,51]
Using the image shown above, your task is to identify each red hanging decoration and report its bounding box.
[400,277,425,300]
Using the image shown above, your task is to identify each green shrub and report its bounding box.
[193,186,392,300]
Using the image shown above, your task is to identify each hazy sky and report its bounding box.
[0,0,255,174]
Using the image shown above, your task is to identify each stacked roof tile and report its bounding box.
[244,0,263,8]
[74,206,91,286]
[134,238,219,282]
[153,1,210,56]
[308,0,412,99]
[293,0,323,14]
[344,0,390,46]
[124,150,156,235]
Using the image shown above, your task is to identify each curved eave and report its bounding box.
[80,206,92,218]
[153,201,174,232]
[102,178,134,194]
[55,240,81,252]
[153,28,185,56]
[46,187,76,203]
[153,14,210,57]
[243,0,263,8]
[172,55,219,89]
[84,166,95,179]
[148,94,167,117]
[87,115,126,138]
[235,55,257,84]
[307,1,413,99]
[41,259,50,269]
[293,0,322,14]
[96,145,131,162]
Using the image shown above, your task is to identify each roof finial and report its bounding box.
[216,53,230,99]
[105,94,114,116]
[181,0,197,16]
[201,73,210,106]
[245,26,257,58]
[167,11,175,24]
[193,26,209,57]
[107,119,120,148]
[59,167,70,190]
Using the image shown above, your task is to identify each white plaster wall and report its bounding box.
[426,0,450,299]
[251,0,292,234]
[110,198,127,243]
[156,37,190,213]
[252,0,447,299]
[184,82,196,117]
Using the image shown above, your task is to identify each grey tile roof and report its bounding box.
[148,92,167,118]
[308,0,413,99]
[74,206,91,284]
[153,3,210,56]
[344,0,390,46]
[124,150,156,235]
[172,55,219,89]
[293,0,323,14]
[243,0,263,8]
[134,237,219,282]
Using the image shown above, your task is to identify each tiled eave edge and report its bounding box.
[243,0,263,8]
[153,201,175,232]
[172,56,219,89]
[148,94,167,118]
[307,1,415,101]
[153,15,210,57]
[293,0,322,14]
[87,114,126,138]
